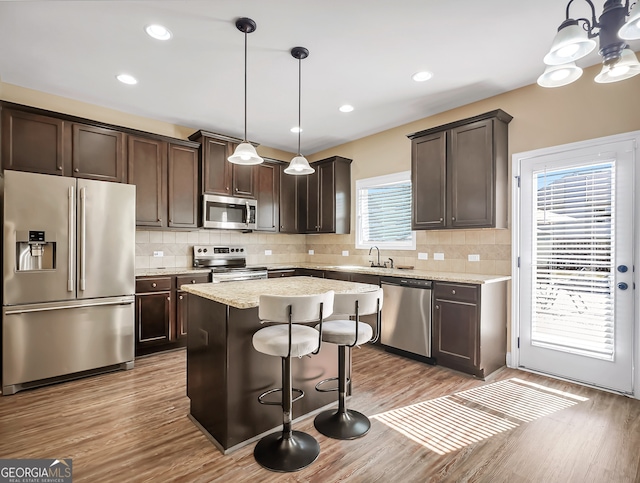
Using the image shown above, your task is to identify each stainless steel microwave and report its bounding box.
[202,194,257,230]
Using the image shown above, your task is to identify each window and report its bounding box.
[356,171,415,250]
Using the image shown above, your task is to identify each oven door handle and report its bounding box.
[246,202,250,226]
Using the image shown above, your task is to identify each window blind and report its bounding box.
[532,162,615,360]
[358,182,411,244]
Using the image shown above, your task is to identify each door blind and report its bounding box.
[532,161,615,360]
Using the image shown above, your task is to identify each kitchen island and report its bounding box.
[181,276,378,454]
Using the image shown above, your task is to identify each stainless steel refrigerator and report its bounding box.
[2,170,136,395]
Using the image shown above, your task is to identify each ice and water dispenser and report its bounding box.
[16,230,56,271]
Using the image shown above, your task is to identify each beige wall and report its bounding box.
[3,63,640,275]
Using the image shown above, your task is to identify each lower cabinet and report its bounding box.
[267,269,296,278]
[135,273,209,356]
[433,281,507,378]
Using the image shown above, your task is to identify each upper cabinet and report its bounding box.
[279,164,301,233]
[1,105,125,182]
[188,130,255,199]
[300,156,352,234]
[408,109,512,230]
[254,159,281,232]
[128,134,200,228]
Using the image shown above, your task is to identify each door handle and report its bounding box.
[618,282,629,290]
[246,202,250,226]
[79,186,86,291]
[68,186,75,292]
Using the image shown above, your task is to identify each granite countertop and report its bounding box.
[262,263,511,284]
[180,276,379,309]
[135,267,211,277]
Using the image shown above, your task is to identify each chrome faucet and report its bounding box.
[369,246,382,267]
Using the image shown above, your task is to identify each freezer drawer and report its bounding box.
[2,297,134,394]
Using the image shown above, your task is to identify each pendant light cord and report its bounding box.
[243,28,248,142]
[297,55,302,156]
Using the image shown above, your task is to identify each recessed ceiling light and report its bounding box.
[412,71,433,82]
[339,104,354,113]
[145,24,172,40]
[116,74,138,85]
[290,126,303,133]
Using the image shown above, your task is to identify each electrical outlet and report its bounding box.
[153,251,163,257]
[264,250,272,256]
[342,250,349,256]
[468,254,480,262]
[434,253,445,261]
[308,249,315,255]
[418,252,428,260]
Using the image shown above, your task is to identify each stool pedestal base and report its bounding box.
[254,430,320,472]
[314,408,371,440]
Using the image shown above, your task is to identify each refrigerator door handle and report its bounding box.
[5,297,135,315]
[68,185,75,292]
[79,186,86,291]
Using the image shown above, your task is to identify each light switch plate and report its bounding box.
[434,253,445,261]
[308,249,315,255]
[264,249,272,256]
[342,250,349,256]
[153,251,163,257]
[468,254,480,262]
[418,252,428,260]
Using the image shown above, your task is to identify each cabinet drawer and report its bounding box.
[176,274,210,286]
[434,282,478,303]
[136,277,172,293]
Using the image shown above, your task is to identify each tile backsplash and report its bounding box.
[135,228,511,276]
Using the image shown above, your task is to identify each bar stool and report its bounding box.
[252,291,334,472]
[313,287,383,440]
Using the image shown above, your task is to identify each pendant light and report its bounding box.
[228,17,263,165]
[285,47,314,176]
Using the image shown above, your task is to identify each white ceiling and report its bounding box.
[0,1,638,155]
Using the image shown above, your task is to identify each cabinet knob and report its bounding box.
[435,305,440,310]
[58,166,63,171]
[167,297,170,301]
[191,280,196,284]
[74,168,79,172]
[452,217,456,221]
[452,289,456,294]
[151,282,157,288]
[179,295,184,300]
[439,217,443,222]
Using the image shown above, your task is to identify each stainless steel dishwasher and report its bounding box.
[380,276,433,358]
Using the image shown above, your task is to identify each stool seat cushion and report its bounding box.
[316,319,373,346]
[253,324,320,358]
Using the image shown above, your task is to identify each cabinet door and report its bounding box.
[168,143,199,228]
[202,137,232,195]
[412,131,446,229]
[254,161,279,231]
[72,124,125,182]
[1,109,65,175]
[128,135,167,227]
[433,283,479,371]
[136,291,172,348]
[317,162,336,233]
[449,119,494,228]
[279,166,300,233]
[232,164,255,198]
[176,291,188,339]
[305,171,319,232]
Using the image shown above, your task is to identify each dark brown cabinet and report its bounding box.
[128,134,199,228]
[136,273,210,355]
[300,156,351,234]
[254,159,280,232]
[433,280,507,378]
[279,165,301,233]
[267,269,296,278]
[71,123,125,182]
[1,105,125,182]
[408,109,512,230]
[189,130,255,198]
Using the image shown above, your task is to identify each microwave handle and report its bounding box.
[246,201,250,226]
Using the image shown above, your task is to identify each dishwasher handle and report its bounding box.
[381,277,432,289]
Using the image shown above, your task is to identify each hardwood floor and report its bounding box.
[1,346,638,482]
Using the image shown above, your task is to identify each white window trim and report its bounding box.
[355,171,416,250]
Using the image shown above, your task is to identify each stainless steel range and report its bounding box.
[193,245,267,282]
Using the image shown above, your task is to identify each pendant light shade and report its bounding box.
[543,20,596,65]
[537,62,583,87]
[228,17,263,166]
[619,1,640,40]
[285,46,314,176]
